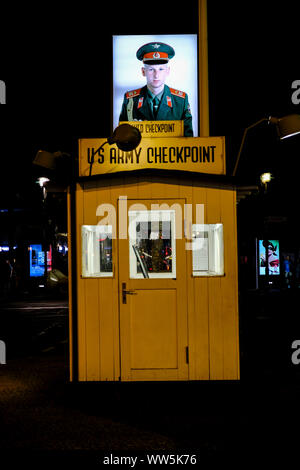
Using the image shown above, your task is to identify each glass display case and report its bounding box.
[192,224,224,276]
[81,225,113,277]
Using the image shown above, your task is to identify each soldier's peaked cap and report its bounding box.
[136,42,175,64]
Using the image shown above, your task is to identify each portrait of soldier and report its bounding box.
[119,42,193,137]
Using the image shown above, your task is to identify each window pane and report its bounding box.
[192,224,224,276]
[192,229,209,272]
[82,225,113,277]
[129,211,176,279]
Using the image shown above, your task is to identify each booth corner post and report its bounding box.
[198,0,210,137]
[67,154,79,383]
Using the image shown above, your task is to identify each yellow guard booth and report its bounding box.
[67,127,240,382]
[67,1,239,381]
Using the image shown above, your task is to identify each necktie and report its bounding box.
[152,96,159,118]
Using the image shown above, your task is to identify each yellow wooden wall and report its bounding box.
[70,175,240,381]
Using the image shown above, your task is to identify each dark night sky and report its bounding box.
[0,1,299,201]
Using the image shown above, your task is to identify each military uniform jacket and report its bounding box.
[119,85,193,137]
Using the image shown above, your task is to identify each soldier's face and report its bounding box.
[142,64,170,91]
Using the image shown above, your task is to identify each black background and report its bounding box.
[1,3,300,461]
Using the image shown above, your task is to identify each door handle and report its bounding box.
[122,282,137,304]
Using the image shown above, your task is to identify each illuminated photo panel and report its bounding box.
[29,244,52,277]
[113,34,198,136]
[259,239,280,275]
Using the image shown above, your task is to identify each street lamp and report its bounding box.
[33,151,71,171]
[88,123,142,176]
[33,123,142,178]
[275,114,300,140]
[232,114,300,176]
[107,123,142,151]
[35,177,51,284]
[36,176,50,200]
[260,172,272,191]
[259,171,273,288]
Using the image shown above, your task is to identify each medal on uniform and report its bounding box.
[166,96,172,108]
[138,97,144,109]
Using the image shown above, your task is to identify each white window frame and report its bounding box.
[129,210,176,279]
[192,223,224,276]
[81,225,113,278]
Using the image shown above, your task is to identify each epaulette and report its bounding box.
[170,88,186,99]
[126,88,141,99]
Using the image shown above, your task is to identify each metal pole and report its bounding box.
[232,118,268,176]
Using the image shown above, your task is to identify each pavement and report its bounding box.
[1,289,300,466]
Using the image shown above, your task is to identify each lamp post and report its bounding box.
[36,176,50,285]
[233,114,300,293]
[259,173,273,290]
[232,114,300,177]
[33,124,142,178]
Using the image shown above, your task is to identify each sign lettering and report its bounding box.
[79,136,226,177]
[119,120,184,137]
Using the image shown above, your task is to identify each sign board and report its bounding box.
[119,120,184,137]
[79,136,226,177]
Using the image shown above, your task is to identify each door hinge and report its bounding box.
[185,346,189,364]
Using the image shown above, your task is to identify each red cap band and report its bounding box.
[143,51,168,61]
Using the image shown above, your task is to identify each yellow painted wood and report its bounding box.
[220,189,240,379]
[96,180,119,380]
[130,289,178,369]
[72,176,240,382]
[206,187,223,379]
[108,176,124,380]
[137,175,152,199]
[179,179,193,380]
[191,183,209,380]
[83,183,100,381]
[67,187,73,381]
[118,198,189,381]
[77,180,121,381]
[75,183,87,381]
